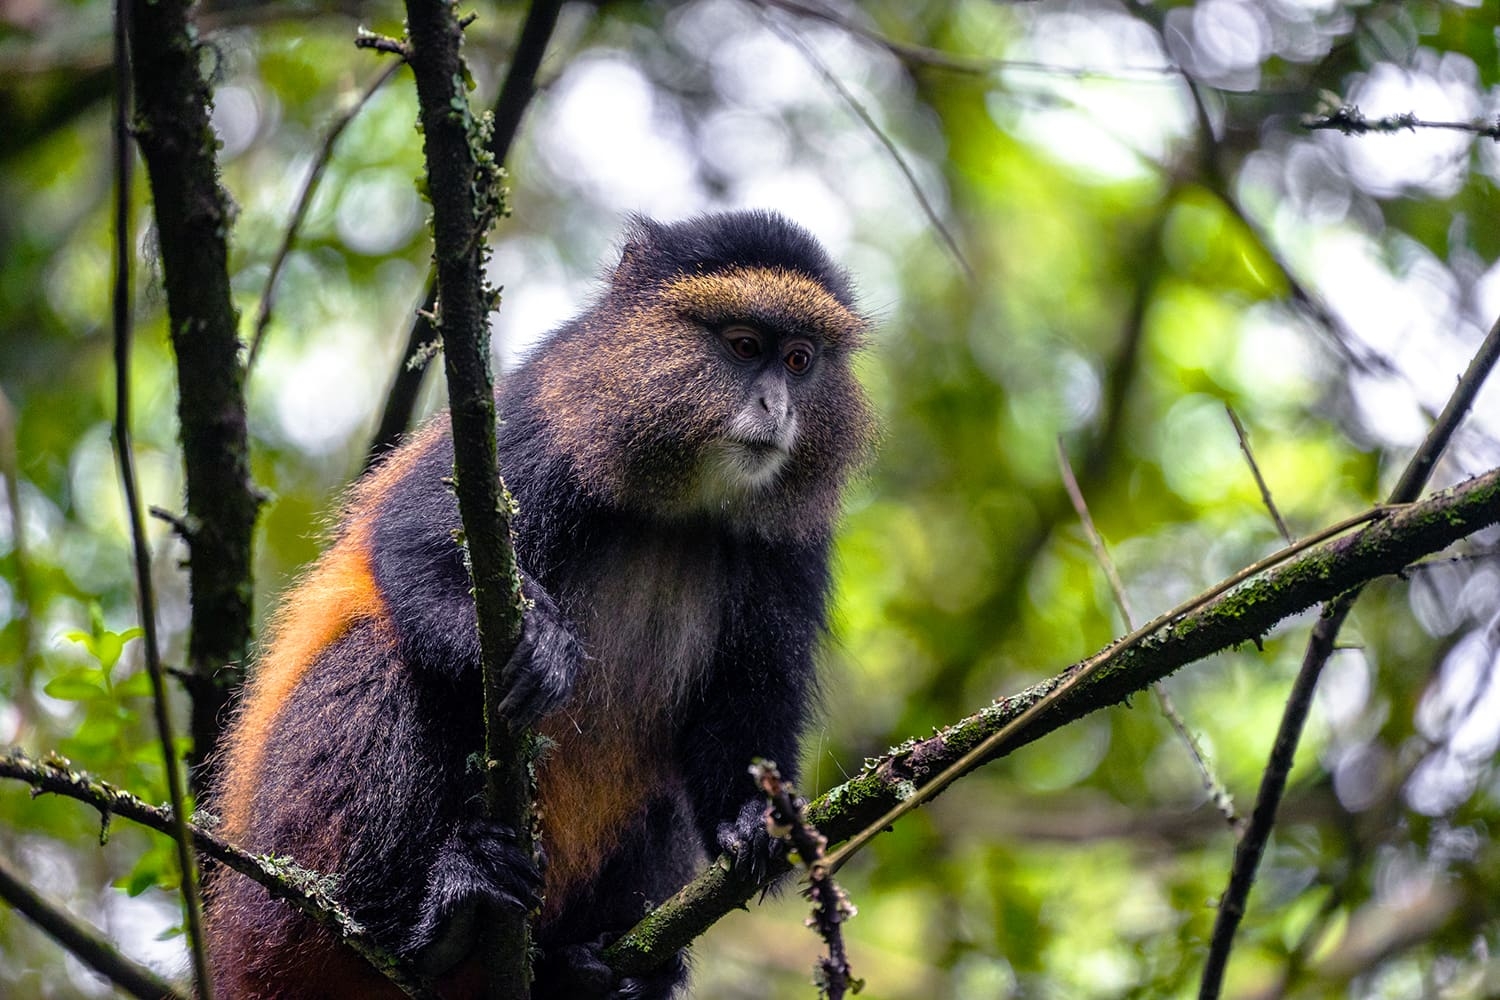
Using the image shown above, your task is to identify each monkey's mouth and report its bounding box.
[731,437,786,457]
[714,436,792,489]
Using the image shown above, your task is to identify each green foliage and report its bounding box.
[4,0,1500,997]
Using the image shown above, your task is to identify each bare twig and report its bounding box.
[1198,313,1500,999]
[354,27,412,59]
[607,466,1500,976]
[112,0,210,992]
[751,762,859,1000]
[0,748,431,997]
[1304,106,1500,140]
[247,58,403,368]
[0,851,189,1000]
[762,11,975,283]
[1225,406,1294,544]
[1057,440,1237,826]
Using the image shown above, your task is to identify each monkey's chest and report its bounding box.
[569,530,727,713]
[534,531,728,912]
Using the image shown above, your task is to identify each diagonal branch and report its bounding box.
[607,464,1500,975]
[0,851,189,1000]
[1198,314,1500,999]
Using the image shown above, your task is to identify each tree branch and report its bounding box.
[399,2,529,996]
[126,0,260,789]
[366,0,567,469]
[0,851,189,1000]
[607,464,1500,974]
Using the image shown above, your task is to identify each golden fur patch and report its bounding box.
[657,267,865,347]
[214,427,443,836]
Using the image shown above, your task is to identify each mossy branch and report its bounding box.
[126,0,259,789]
[0,749,432,998]
[606,464,1500,974]
[399,2,530,998]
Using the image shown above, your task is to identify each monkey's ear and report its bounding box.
[610,215,664,293]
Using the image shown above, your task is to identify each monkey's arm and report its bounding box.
[367,432,580,717]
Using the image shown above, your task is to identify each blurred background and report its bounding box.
[4,0,1500,996]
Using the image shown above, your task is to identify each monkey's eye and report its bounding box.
[784,345,814,375]
[723,328,763,361]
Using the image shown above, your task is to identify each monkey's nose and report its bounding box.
[757,379,790,423]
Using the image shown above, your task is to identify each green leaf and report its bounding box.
[42,669,106,702]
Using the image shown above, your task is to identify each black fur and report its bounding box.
[620,210,856,308]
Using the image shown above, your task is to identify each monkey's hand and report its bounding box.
[403,816,542,975]
[500,573,582,725]
[715,797,787,885]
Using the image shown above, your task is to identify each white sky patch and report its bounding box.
[268,322,387,454]
[1184,0,1273,79]
[538,57,706,218]
[210,83,263,161]
[730,169,853,257]
[712,20,830,112]
[335,168,425,256]
[107,892,186,982]
[1001,6,1194,182]
[488,235,598,368]
[1292,226,1494,446]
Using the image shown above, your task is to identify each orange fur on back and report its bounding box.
[214,426,444,837]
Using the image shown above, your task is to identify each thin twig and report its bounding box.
[761,11,975,283]
[752,762,858,1000]
[112,0,211,992]
[1198,313,1500,999]
[0,851,189,1000]
[247,59,403,369]
[1304,106,1500,140]
[1057,440,1237,826]
[0,748,431,997]
[1225,405,1293,544]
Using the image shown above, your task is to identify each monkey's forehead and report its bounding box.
[655,267,865,348]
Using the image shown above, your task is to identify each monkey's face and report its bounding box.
[694,323,809,493]
[534,264,875,536]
